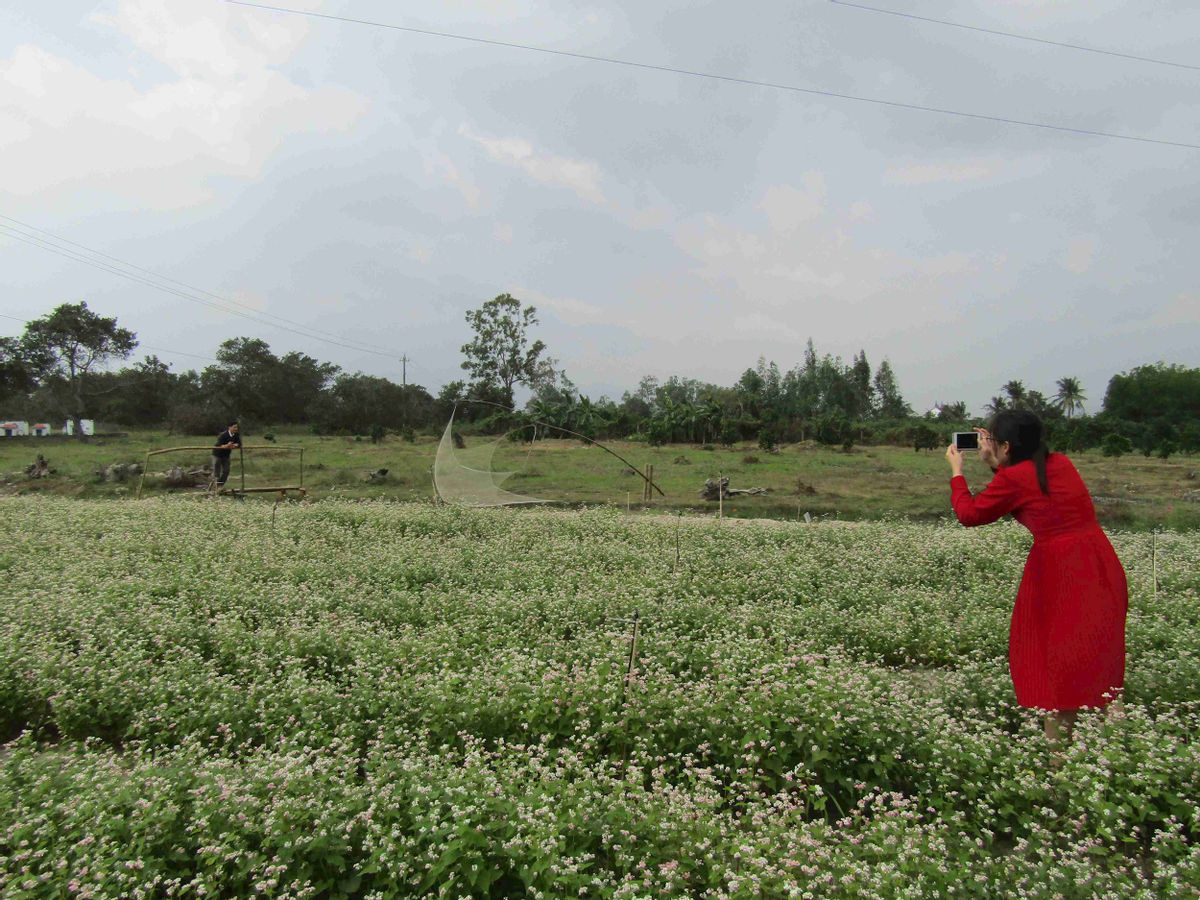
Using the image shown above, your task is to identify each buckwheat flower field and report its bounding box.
[2,498,1199,898]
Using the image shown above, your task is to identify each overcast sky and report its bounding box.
[2,0,1198,415]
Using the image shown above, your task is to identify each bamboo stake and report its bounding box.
[136,448,151,500]
[623,611,640,696]
[611,610,642,771]
[1153,530,1159,601]
[674,512,682,573]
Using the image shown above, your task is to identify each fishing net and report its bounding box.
[433,409,549,507]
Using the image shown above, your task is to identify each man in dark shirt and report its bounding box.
[212,421,241,488]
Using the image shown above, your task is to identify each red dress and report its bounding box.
[950,454,1128,711]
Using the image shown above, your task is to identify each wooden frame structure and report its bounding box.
[136,445,306,500]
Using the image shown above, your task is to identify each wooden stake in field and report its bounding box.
[674,511,682,573]
[1153,530,1159,601]
[642,464,654,503]
[623,610,641,697]
[605,611,643,768]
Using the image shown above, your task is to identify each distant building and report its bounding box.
[2,421,30,437]
[32,423,51,437]
[64,419,95,436]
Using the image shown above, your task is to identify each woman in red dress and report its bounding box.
[945,410,1128,742]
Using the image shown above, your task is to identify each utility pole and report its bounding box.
[399,354,409,431]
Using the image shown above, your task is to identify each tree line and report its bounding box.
[2,299,1197,457]
[0,302,440,437]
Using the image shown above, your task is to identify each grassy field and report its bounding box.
[2,499,1199,896]
[2,428,1198,529]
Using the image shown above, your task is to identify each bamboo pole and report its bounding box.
[449,399,665,496]
[136,447,151,500]
[623,611,640,696]
[674,512,681,573]
[137,445,303,498]
[231,486,306,495]
[1153,530,1159,602]
[144,445,301,456]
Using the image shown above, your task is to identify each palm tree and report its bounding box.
[1054,377,1086,418]
[568,396,602,439]
[527,395,568,440]
[984,396,1007,417]
[1002,380,1027,408]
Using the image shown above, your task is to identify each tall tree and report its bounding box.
[872,359,910,418]
[21,301,137,435]
[90,355,180,426]
[735,366,765,418]
[310,372,432,433]
[202,338,337,424]
[460,294,555,408]
[1054,376,1087,418]
[849,350,874,419]
[0,336,38,408]
[1103,364,1200,423]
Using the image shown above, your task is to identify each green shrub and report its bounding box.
[1102,433,1134,458]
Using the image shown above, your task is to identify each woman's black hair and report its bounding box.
[990,409,1049,494]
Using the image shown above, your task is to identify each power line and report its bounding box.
[0,225,388,357]
[0,311,28,333]
[3,311,348,367]
[0,217,405,360]
[829,0,1200,73]
[0,214,398,355]
[139,346,219,364]
[227,0,1200,151]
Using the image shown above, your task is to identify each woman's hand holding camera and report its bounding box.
[974,427,1001,470]
[947,427,999,478]
[944,443,964,477]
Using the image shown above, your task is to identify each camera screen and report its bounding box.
[954,432,979,451]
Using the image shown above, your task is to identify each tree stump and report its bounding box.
[25,455,54,478]
[699,477,768,500]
